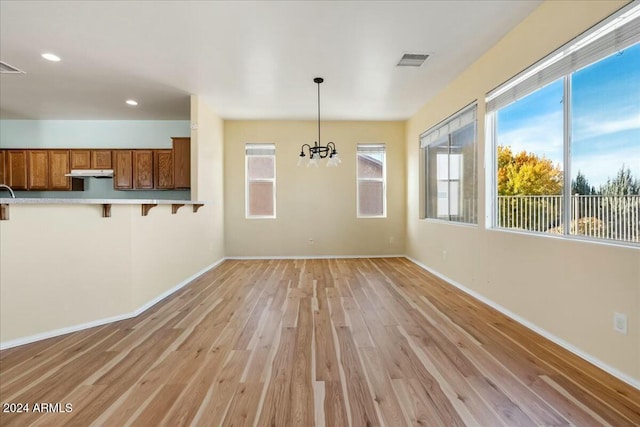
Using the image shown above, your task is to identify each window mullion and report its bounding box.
[448,134,453,221]
[563,75,572,236]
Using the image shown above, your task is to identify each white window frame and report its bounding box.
[356,143,387,218]
[245,143,276,219]
[421,103,477,224]
[485,2,640,245]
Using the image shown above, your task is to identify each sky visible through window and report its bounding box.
[497,43,640,188]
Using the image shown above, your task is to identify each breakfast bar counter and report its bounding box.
[0,198,207,220]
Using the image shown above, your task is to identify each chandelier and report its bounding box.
[298,77,341,167]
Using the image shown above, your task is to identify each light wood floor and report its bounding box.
[1,258,639,426]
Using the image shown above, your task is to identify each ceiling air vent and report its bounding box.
[397,53,429,67]
[0,61,26,74]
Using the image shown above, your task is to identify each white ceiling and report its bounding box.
[0,0,542,121]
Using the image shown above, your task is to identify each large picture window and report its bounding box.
[357,144,386,217]
[245,143,276,218]
[422,104,477,224]
[487,3,640,244]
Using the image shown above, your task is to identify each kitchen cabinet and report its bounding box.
[154,150,174,189]
[70,150,91,169]
[28,150,49,190]
[5,150,28,190]
[71,150,112,169]
[48,150,83,191]
[91,150,112,169]
[172,137,190,189]
[2,150,82,191]
[0,150,5,185]
[3,140,190,193]
[133,150,154,189]
[49,150,71,190]
[114,150,156,190]
[113,150,133,189]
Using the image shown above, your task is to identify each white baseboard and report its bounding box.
[0,312,135,351]
[226,254,405,260]
[0,258,225,350]
[405,256,640,391]
[130,258,225,316]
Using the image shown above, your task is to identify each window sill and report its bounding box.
[487,226,640,249]
[423,218,478,228]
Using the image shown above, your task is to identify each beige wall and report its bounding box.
[406,0,639,383]
[224,120,405,257]
[0,96,225,345]
[190,95,226,264]
[0,205,133,342]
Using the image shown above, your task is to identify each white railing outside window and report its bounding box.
[497,195,640,243]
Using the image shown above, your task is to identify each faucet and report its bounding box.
[0,184,15,198]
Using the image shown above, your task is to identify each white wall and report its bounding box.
[406,0,639,384]
[224,120,405,257]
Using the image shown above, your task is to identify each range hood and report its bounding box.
[65,169,114,178]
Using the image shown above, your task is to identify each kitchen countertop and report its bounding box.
[0,198,209,220]
[0,198,208,205]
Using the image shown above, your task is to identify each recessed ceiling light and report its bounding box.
[41,53,61,62]
[126,99,138,106]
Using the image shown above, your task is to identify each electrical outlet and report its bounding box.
[308,238,314,245]
[442,250,447,260]
[389,236,394,245]
[614,312,627,335]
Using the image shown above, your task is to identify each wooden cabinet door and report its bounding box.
[172,137,190,189]
[28,150,49,190]
[113,150,133,189]
[6,150,28,190]
[154,150,174,189]
[0,150,5,185]
[91,150,112,169]
[133,150,154,189]
[70,150,91,169]
[49,150,71,190]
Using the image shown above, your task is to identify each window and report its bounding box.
[245,143,275,218]
[421,104,477,224]
[487,3,640,244]
[357,144,386,217]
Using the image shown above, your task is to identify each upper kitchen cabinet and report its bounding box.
[154,150,174,190]
[133,150,154,189]
[28,150,49,190]
[4,150,28,190]
[2,149,82,191]
[49,150,71,190]
[70,150,91,169]
[172,137,190,189]
[113,150,133,189]
[0,150,5,185]
[114,150,155,190]
[91,150,112,169]
[71,150,113,169]
[48,150,84,191]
